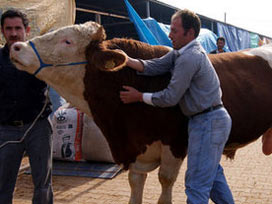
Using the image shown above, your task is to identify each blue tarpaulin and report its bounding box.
[197,28,218,53]
[143,18,172,47]
[124,0,222,53]
[217,22,251,51]
[124,0,159,45]
[144,18,221,53]
[125,0,266,52]
[250,33,260,48]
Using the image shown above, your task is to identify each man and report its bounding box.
[0,9,53,203]
[120,9,234,204]
[210,37,226,54]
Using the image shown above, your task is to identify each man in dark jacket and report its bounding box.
[0,9,53,203]
[210,37,226,54]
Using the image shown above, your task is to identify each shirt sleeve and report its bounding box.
[137,50,176,76]
[142,93,154,106]
[151,52,201,107]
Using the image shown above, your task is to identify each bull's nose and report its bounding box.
[12,43,22,52]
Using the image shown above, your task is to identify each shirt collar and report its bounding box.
[3,44,10,56]
[177,39,196,55]
[216,49,225,53]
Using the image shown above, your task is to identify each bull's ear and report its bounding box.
[93,49,127,72]
[92,26,106,42]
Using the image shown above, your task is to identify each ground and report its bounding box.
[14,138,272,204]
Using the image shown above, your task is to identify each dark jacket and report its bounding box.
[210,49,226,54]
[0,44,51,123]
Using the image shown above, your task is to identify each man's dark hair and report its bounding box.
[217,37,225,43]
[172,9,201,38]
[1,9,29,28]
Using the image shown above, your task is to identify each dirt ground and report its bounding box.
[13,137,272,204]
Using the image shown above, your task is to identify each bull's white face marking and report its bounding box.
[9,21,102,116]
[243,43,272,68]
[11,21,100,73]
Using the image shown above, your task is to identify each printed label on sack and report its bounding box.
[52,107,84,161]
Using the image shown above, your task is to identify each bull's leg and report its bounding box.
[158,146,183,204]
[262,128,272,155]
[128,170,147,204]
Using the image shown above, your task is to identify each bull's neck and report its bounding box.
[37,64,92,116]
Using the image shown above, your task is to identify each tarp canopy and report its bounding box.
[125,0,265,52]
[217,22,251,51]
[125,0,223,53]
[0,0,76,45]
[197,28,219,53]
[124,0,159,45]
[143,17,223,53]
[143,18,172,47]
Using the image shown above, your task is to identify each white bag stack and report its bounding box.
[52,107,84,161]
[51,105,114,163]
[81,114,114,163]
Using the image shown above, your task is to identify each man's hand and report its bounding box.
[120,86,143,104]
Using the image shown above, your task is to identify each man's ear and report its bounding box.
[188,28,195,38]
[26,26,30,36]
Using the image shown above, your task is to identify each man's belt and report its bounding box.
[190,104,224,118]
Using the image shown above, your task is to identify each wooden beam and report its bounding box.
[76,7,129,20]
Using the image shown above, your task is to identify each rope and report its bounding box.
[0,85,50,149]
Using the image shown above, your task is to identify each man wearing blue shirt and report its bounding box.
[120,9,234,204]
[210,37,226,54]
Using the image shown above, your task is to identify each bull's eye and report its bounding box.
[65,40,71,45]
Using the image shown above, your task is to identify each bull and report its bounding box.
[9,21,272,204]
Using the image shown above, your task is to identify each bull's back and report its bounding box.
[209,52,272,157]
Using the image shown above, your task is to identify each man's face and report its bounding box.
[169,17,192,50]
[1,17,29,48]
[217,40,225,50]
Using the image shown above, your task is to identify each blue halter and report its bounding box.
[29,41,87,76]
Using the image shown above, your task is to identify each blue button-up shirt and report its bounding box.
[140,40,222,116]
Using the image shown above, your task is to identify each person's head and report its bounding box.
[1,9,30,48]
[216,37,225,51]
[169,9,201,50]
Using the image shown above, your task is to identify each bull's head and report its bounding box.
[10,21,105,75]
[9,21,109,116]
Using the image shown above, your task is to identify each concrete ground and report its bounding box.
[13,137,272,204]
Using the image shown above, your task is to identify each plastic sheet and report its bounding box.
[0,0,76,45]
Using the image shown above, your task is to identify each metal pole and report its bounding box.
[211,21,214,33]
[95,14,101,24]
[146,1,150,18]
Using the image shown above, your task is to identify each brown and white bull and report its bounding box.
[10,21,272,204]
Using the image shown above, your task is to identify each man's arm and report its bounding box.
[126,57,144,72]
[122,49,174,76]
[119,50,175,105]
